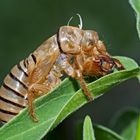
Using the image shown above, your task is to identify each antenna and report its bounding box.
[67,13,83,29]
[77,13,83,29]
[67,16,74,26]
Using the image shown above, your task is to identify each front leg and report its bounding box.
[61,56,93,101]
[76,72,93,101]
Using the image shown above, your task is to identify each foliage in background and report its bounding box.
[83,115,124,140]
[130,0,140,39]
[83,116,95,140]
[82,113,140,140]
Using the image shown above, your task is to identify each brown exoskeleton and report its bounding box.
[0,25,124,123]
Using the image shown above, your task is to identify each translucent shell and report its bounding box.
[0,26,124,123]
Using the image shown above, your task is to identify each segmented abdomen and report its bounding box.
[0,60,28,123]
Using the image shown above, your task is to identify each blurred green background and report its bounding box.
[0,0,140,139]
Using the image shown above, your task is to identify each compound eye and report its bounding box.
[87,39,94,46]
[85,39,95,51]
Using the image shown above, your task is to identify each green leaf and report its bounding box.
[0,56,140,140]
[129,0,140,83]
[110,108,140,140]
[83,115,95,140]
[94,125,124,140]
[135,114,140,140]
[129,0,140,39]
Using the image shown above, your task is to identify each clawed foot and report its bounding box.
[86,94,93,102]
[31,112,38,122]
[29,107,39,122]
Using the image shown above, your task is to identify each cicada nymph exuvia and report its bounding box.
[0,20,124,123]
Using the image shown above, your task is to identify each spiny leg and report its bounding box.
[74,56,93,101]
[28,91,38,122]
[27,51,59,122]
[62,60,93,101]
[78,76,93,101]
